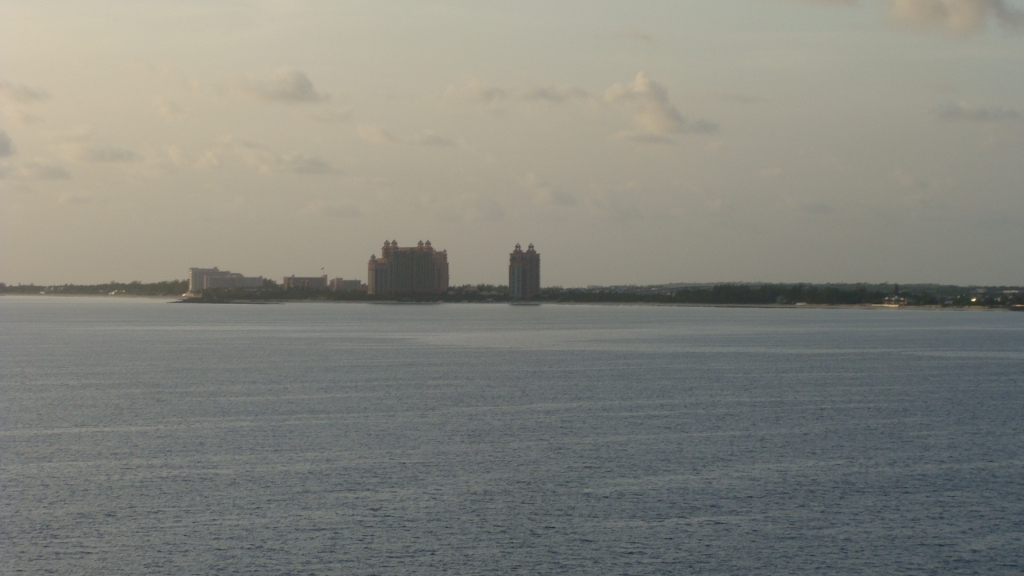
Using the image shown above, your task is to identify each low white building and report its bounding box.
[188,267,263,293]
[330,278,364,292]
[283,275,328,290]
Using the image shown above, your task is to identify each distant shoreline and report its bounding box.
[4,280,1022,310]
[4,293,1020,312]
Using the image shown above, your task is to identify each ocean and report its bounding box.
[1,296,1022,574]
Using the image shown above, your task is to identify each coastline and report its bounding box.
[4,293,1018,311]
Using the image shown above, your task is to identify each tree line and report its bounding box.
[4,280,1021,308]
[1,280,189,296]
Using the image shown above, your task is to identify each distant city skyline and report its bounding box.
[2,1,1023,286]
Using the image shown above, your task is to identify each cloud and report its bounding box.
[0,81,48,104]
[525,174,577,207]
[358,125,401,145]
[198,137,339,175]
[788,0,1024,35]
[713,93,767,104]
[446,79,590,105]
[10,111,43,125]
[937,101,1021,122]
[444,80,508,105]
[154,98,187,123]
[895,169,930,188]
[78,144,138,163]
[463,196,506,222]
[278,153,336,174]
[613,133,678,145]
[17,160,71,180]
[53,128,139,164]
[620,27,660,47]
[57,193,92,205]
[587,188,648,223]
[519,85,590,102]
[886,0,1024,35]
[359,125,459,147]
[791,0,858,4]
[62,126,98,143]
[794,200,837,215]
[238,69,328,103]
[747,48,824,69]
[241,143,338,174]
[604,72,719,139]
[165,145,186,168]
[297,201,363,219]
[408,131,458,147]
[445,73,716,142]
[309,107,352,124]
[0,130,14,157]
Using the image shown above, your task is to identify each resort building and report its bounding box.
[283,275,328,291]
[330,278,365,292]
[188,267,263,293]
[367,240,449,295]
[509,243,540,300]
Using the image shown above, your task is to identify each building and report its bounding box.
[283,275,328,291]
[509,243,540,300]
[330,278,365,292]
[367,240,449,295]
[188,267,263,293]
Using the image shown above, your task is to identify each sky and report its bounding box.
[1,0,1023,287]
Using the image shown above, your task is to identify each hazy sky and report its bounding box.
[2,1,1022,286]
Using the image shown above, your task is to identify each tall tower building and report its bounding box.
[509,243,540,300]
[367,240,449,295]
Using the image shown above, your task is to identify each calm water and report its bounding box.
[1,297,1022,574]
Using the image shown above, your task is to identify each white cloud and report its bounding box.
[198,137,338,175]
[445,73,715,142]
[10,111,44,125]
[519,85,590,102]
[358,125,401,145]
[886,0,1024,35]
[712,93,767,104]
[446,79,590,105]
[463,196,506,222]
[408,131,458,147]
[278,153,336,174]
[794,199,837,215]
[0,130,15,157]
[438,195,507,223]
[0,81,48,104]
[359,125,459,147]
[52,128,139,164]
[525,174,577,207]
[791,0,858,4]
[57,193,92,205]
[296,201,363,219]
[17,160,71,180]
[895,169,930,188]
[238,69,328,103]
[620,27,660,47]
[165,145,186,168]
[154,98,187,123]
[937,101,1021,122]
[309,107,352,124]
[242,143,337,174]
[78,145,138,163]
[789,0,1024,35]
[747,48,825,69]
[604,72,718,139]
[613,133,678,145]
[444,80,508,105]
